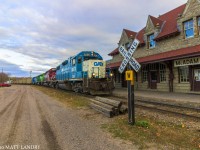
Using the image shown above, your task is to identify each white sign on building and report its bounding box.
[174,56,200,67]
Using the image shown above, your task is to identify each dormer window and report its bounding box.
[147,34,156,49]
[184,19,194,38]
[198,17,200,35]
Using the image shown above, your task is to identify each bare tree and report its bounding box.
[0,72,9,83]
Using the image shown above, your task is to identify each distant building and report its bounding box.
[107,0,200,93]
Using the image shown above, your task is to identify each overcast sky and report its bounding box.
[0,0,187,77]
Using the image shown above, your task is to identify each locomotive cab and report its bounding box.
[82,59,115,95]
[83,60,106,79]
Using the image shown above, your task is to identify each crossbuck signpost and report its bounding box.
[118,39,140,125]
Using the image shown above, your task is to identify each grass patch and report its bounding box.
[101,115,200,149]
[135,120,150,128]
[33,86,89,108]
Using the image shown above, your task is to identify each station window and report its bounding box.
[184,19,194,38]
[142,66,148,82]
[198,17,200,35]
[147,34,156,49]
[159,64,166,82]
[179,66,189,83]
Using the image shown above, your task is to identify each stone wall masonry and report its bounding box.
[110,54,123,63]
[133,33,200,59]
[119,31,129,45]
[157,83,169,92]
[174,83,191,93]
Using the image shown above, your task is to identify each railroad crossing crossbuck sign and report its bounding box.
[118,39,141,73]
[118,38,141,125]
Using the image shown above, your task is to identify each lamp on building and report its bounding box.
[156,23,160,29]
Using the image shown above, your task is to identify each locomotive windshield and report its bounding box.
[84,56,101,61]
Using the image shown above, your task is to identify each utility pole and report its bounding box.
[1,68,3,83]
[30,71,32,78]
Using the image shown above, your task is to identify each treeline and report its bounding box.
[0,73,9,83]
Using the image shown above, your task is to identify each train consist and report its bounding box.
[32,51,115,95]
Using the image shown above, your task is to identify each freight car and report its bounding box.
[32,68,56,86]
[33,51,115,95]
[12,77,32,84]
[37,73,45,85]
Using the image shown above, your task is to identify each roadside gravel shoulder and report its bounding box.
[31,86,138,150]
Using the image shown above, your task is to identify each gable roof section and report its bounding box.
[108,29,136,56]
[149,15,164,27]
[108,47,119,56]
[155,4,186,40]
[123,29,137,39]
[135,28,145,44]
[135,4,186,43]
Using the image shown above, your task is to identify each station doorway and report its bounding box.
[150,71,157,89]
[193,68,200,91]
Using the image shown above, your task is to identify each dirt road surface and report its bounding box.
[0,85,136,150]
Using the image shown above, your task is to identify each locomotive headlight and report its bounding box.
[92,72,95,78]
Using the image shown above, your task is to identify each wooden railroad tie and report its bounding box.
[89,96,127,118]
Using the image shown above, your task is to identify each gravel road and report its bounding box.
[0,85,136,150]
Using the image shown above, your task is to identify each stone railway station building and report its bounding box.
[107,0,200,93]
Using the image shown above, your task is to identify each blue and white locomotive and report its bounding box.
[54,51,115,95]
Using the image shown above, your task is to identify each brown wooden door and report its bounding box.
[150,71,157,89]
[193,69,200,91]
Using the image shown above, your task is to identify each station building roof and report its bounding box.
[108,3,187,57]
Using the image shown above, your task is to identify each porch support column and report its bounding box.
[166,61,174,92]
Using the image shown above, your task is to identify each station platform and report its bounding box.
[112,88,200,104]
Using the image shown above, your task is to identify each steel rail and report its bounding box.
[136,103,200,120]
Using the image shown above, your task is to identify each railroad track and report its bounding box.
[135,102,200,120]
[71,92,200,120]
[107,96,200,120]
[34,85,200,120]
